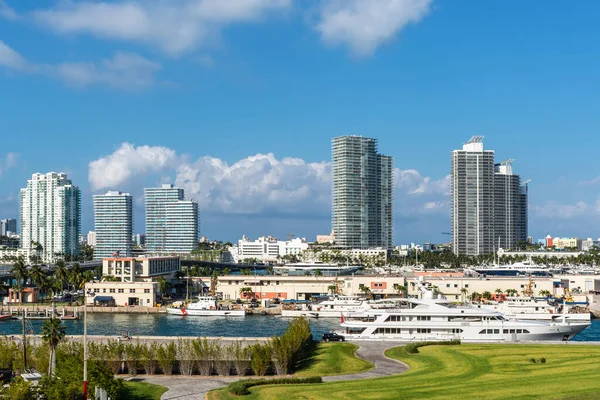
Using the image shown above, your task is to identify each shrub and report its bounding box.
[124,342,142,376]
[250,343,272,376]
[215,342,234,376]
[227,376,322,395]
[232,341,251,377]
[177,339,195,376]
[157,342,177,375]
[540,357,546,364]
[193,338,217,376]
[405,340,461,354]
[140,342,159,375]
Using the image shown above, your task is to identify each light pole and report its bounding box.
[83,289,94,398]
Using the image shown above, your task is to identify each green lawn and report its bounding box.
[210,344,600,400]
[295,342,373,377]
[120,381,168,400]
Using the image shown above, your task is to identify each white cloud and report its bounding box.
[0,152,18,176]
[0,41,160,89]
[315,0,432,57]
[394,169,449,195]
[0,1,17,20]
[88,143,179,191]
[88,143,450,220]
[0,41,29,70]
[33,0,292,56]
[54,52,161,89]
[532,200,594,220]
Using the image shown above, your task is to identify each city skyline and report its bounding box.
[2,1,600,243]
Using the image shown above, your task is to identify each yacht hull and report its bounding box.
[166,308,245,317]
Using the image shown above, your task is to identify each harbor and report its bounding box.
[0,312,598,342]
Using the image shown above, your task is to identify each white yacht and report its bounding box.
[478,297,591,322]
[273,261,361,276]
[281,295,371,318]
[471,263,555,277]
[338,292,589,342]
[166,296,245,317]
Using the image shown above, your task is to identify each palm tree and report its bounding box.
[482,291,492,301]
[358,285,372,299]
[327,285,337,295]
[29,265,46,303]
[54,261,69,293]
[460,287,469,303]
[393,283,407,298]
[156,276,170,297]
[538,289,552,298]
[10,256,28,305]
[495,289,504,299]
[41,318,66,376]
[239,287,253,299]
[69,263,83,291]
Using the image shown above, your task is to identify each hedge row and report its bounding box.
[404,339,461,354]
[228,376,323,395]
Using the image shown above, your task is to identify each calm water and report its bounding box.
[0,314,598,341]
[0,314,341,339]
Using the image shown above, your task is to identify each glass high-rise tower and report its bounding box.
[144,184,199,254]
[332,135,393,249]
[19,172,81,262]
[93,191,133,260]
[451,137,528,255]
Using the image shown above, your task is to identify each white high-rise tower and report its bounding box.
[19,172,81,262]
[93,191,133,260]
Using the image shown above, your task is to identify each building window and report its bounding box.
[144,289,150,294]
[146,299,150,304]
[109,289,115,293]
[94,288,100,293]
[102,289,106,293]
[130,289,136,293]
[118,289,124,293]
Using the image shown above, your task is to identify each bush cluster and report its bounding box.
[405,339,461,354]
[530,357,547,364]
[228,376,322,396]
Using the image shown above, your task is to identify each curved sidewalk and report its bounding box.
[134,340,409,399]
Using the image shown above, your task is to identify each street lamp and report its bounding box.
[83,289,94,398]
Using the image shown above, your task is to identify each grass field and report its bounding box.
[210,344,600,400]
[120,381,168,400]
[295,342,373,377]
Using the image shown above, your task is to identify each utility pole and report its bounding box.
[83,291,90,398]
[22,308,26,370]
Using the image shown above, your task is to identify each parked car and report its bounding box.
[322,332,345,342]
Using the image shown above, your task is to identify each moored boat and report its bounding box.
[338,292,590,342]
[166,296,245,317]
[281,295,371,318]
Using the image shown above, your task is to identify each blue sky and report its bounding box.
[1,0,600,244]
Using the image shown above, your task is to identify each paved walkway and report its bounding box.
[133,340,409,399]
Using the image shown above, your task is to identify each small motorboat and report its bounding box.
[0,314,12,321]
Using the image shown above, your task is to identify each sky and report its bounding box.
[1,0,600,245]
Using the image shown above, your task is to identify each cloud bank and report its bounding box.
[88,143,449,220]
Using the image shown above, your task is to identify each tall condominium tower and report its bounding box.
[19,172,81,262]
[0,219,16,236]
[451,137,529,255]
[451,137,495,256]
[144,184,199,254]
[494,160,528,250]
[93,191,133,260]
[332,135,393,249]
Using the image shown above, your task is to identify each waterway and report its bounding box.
[0,314,598,341]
